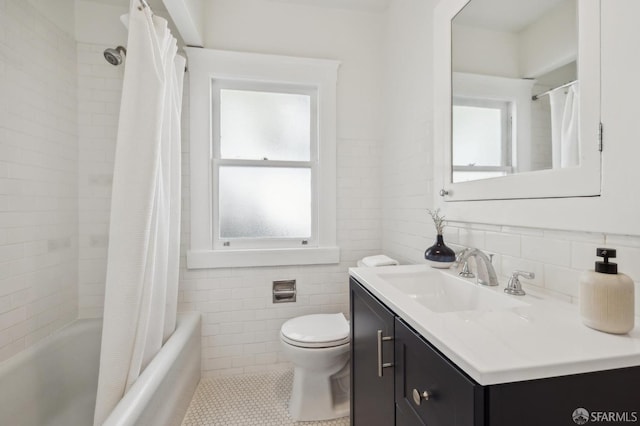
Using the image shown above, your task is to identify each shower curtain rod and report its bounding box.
[132,0,189,72]
[532,80,577,101]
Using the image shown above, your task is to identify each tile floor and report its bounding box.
[181,369,350,426]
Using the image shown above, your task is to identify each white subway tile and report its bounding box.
[521,236,571,267]
[485,232,521,257]
[544,265,582,299]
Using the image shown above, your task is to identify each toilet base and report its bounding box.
[288,361,350,421]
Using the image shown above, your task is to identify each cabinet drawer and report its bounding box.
[395,319,484,426]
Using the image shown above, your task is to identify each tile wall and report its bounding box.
[76,42,123,319]
[443,223,640,311]
[381,0,640,318]
[0,1,78,361]
[74,47,383,378]
[178,134,383,377]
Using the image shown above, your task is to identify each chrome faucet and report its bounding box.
[457,248,499,286]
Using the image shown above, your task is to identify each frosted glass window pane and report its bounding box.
[220,89,311,161]
[453,105,503,166]
[219,167,311,239]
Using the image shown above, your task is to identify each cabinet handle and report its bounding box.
[412,388,431,406]
[376,329,393,377]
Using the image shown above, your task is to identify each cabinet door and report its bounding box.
[395,319,484,426]
[487,366,640,426]
[350,278,396,426]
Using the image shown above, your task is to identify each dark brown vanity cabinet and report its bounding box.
[350,277,395,426]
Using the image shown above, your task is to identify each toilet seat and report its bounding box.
[281,313,350,348]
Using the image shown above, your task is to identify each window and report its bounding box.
[185,48,340,268]
[214,84,315,249]
[452,97,513,183]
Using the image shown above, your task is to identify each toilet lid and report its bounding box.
[281,313,350,348]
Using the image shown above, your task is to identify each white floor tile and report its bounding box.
[181,369,350,426]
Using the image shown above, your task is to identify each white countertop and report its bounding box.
[350,264,640,386]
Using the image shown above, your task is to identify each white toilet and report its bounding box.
[280,313,350,421]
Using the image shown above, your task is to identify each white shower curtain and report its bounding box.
[93,1,185,424]
[548,82,579,169]
[561,83,579,168]
[548,89,565,169]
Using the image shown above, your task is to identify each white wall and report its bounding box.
[519,0,576,78]
[27,0,76,36]
[75,0,129,46]
[76,43,124,318]
[452,24,520,77]
[382,0,437,263]
[0,0,79,361]
[70,0,386,376]
[382,0,640,315]
[180,0,385,377]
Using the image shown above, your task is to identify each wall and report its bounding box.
[75,1,127,319]
[452,24,520,78]
[76,42,124,318]
[518,0,576,78]
[382,0,437,263]
[0,0,78,361]
[382,0,640,316]
[71,0,385,376]
[179,0,385,377]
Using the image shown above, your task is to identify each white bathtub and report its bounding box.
[0,312,201,426]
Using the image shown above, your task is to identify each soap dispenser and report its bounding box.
[580,248,635,334]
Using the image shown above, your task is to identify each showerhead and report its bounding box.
[103,46,127,66]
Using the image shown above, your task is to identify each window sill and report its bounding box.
[186,247,340,269]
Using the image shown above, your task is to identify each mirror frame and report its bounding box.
[435,0,601,202]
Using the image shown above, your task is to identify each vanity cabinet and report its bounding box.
[350,277,395,426]
[395,318,484,425]
[350,276,640,426]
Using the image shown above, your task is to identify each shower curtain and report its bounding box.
[560,84,579,168]
[93,1,185,424]
[548,83,579,169]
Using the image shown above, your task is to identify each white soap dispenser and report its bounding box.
[580,248,635,334]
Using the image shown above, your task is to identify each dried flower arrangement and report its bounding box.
[427,208,446,235]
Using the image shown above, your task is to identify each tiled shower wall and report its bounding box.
[76,43,123,318]
[0,1,78,361]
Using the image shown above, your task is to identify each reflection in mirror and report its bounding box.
[451,0,577,183]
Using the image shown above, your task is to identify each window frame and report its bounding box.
[212,81,318,250]
[452,97,514,182]
[185,48,340,269]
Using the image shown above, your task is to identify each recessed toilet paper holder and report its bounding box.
[273,280,296,303]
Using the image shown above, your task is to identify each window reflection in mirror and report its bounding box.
[451,0,577,183]
[452,98,511,183]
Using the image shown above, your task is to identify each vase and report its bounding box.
[424,234,455,268]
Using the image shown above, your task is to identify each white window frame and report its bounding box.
[185,48,340,269]
[452,97,514,182]
[212,81,318,250]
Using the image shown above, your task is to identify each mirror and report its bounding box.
[452,0,577,183]
[436,0,601,201]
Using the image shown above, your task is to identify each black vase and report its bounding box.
[424,234,456,268]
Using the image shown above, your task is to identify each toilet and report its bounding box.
[280,313,350,421]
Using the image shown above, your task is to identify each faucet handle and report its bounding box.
[504,271,535,296]
[458,261,475,278]
[513,270,535,280]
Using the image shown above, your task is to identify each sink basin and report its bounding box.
[376,270,528,313]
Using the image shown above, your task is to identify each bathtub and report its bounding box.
[0,312,201,426]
